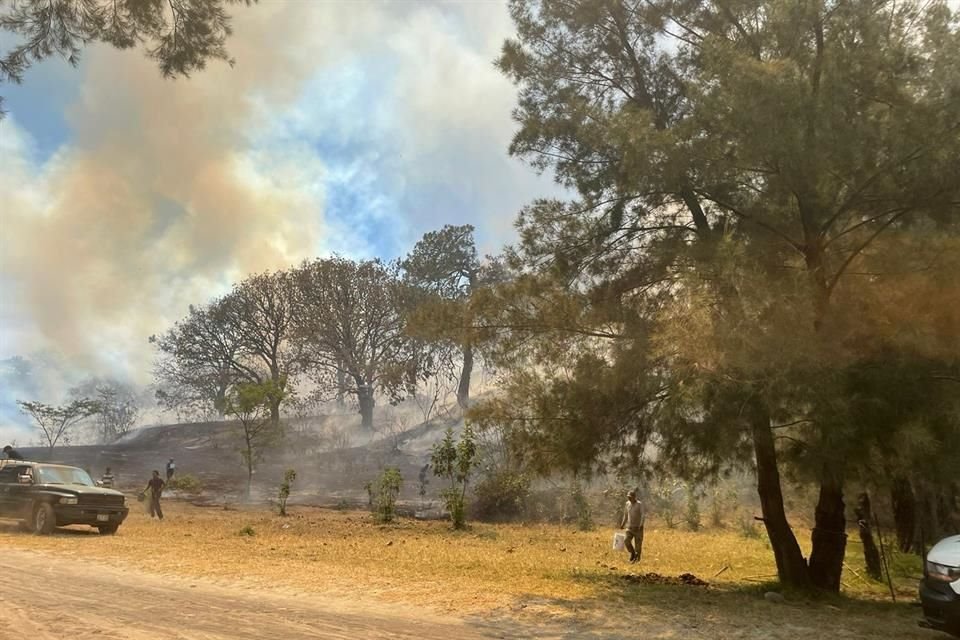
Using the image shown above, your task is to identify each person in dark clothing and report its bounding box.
[144,470,165,520]
[3,445,24,460]
[100,467,115,488]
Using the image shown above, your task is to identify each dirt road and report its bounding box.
[0,549,509,640]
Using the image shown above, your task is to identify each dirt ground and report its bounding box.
[0,500,944,640]
[0,548,509,640]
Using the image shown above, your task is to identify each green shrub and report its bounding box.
[371,468,403,524]
[278,469,296,516]
[441,488,466,528]
[650,479,683,528]
[570,483,594,531]
[431,426,478,530]
[709,483,738,528]
[238,525,255,537]
[522,489,565,522]
[471,470,530,522]
[167,474,202,494]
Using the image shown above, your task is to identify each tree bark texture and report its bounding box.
[891,476,917,553]
[750,401,811,589]
[854,492,883,580]
[457,342,474,409]
[358,385,375,429]
[269,397,281,428]
[808,479,848,592]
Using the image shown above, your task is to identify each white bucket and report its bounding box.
[612,531,626,551]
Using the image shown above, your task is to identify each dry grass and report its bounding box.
[0,500,930,639]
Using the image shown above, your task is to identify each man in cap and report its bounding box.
[619,489,645,563]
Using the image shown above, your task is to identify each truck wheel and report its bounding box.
[32,503,56,535]
[97,525,119,535]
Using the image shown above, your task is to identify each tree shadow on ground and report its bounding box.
[465,570,932,640]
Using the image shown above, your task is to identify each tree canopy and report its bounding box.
[402,224,505,407]
[485,0,960,591]
[0,0,255,115]
[292,257,415,428]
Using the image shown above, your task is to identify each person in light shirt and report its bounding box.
[620,489,645,564]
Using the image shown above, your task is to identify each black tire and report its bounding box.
[32,502,55,535]
[97,524,119,535]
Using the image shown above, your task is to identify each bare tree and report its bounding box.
[228,271,303,426]
[292,257,416,429]
[152,271,303,426]
[17,398,99,455]
[151,298,243,419]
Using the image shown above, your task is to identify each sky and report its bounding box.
[0,1,561,440]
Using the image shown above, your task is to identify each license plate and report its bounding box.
[96,514,110,522]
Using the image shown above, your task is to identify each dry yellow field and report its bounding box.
[0,500,931,639]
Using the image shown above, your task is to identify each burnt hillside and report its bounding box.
[16,413,463,507]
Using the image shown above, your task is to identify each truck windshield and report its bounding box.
[36,466,95,487]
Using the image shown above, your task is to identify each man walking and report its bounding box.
[620,489,645,564]
[144,470,165,520]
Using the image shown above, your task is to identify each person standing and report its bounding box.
[165,458,176,481]
[101,467,115,488]
[3,445,24,460]
[144,470,165,520]
[620,489,645,564]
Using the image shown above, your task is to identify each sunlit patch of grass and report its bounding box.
[0,501,930,638]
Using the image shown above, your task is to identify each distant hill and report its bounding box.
[15,411,465,508]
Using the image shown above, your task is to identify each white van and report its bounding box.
[920,535,960,637]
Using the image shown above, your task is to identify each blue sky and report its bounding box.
[0,1,561,438]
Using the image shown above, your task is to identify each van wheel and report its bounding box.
[97,525,119,535]
[32,503,56,535]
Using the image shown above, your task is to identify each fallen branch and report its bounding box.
[842,562,871,586]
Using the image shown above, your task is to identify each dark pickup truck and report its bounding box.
[0,460,129,535]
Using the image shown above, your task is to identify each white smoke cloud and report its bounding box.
[0,2,557,439]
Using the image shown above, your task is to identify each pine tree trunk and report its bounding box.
[918,485,944,542]
[891,476,917,553]
[750,401,810,589]
[854,492,883,580]
[457,342,474,409]
[936,490,957,535]
[808,479,848,592]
